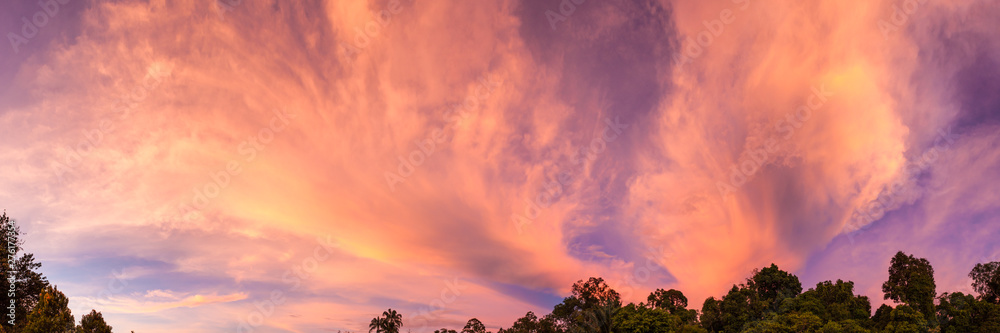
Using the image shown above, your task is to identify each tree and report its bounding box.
[383,309,402,333]
[615,303,674,333]
[569,277,622,309]
[699,297,723,332]
[551,277,621,331]
[882,251,936,321]
[505,311,558,333]
[0,212,50,332]
[571,303,617,333]
[747,264,802,313]
[23,285,75,333]
[742,312,823,333]
[883,305,928,333]
[716,285,761,332]
[781,280,871,324]
[969,261,1000,304]
[434,329,458,333]
[646,289,698,325]
[937,292,976,333]
[872,304,893,331]
[508,312,538,333]
[369,317,385,333]
[370,309,402,333]
[646,289,686,314]
[77,309,113,333]
[463,318,487,333]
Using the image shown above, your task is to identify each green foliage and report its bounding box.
[741,312,823,333]
[646,289,698,325]
[76,309,113,333]
[937,292,976,332]
[502,311,559,333]
[552,277,622,331]
[969,261,1000,304]
[717,285,762,332]
[781,280,871,324]
[883,305,928,333]
[882,252,937,321]
[614,303,678,333]
[23,285,74,333]
[392,252,1000,333]
[0,213,50,332]
[872,304,893,331]
[938,294,1000,333]
[747,264,802,313]
[699,297,723,332]
[571,303,617,333]
[647,289,687,314]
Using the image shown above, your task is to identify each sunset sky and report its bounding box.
[2,0,1000,332]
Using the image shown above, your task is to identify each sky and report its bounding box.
[1,0,999,332]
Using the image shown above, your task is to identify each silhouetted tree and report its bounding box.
[0,212,50,332]
[747,264,802,313]
[969,261,1000,304]
[699,297,722,332]
[463,318,487,333]
[645,289,698,325]
[370,309,402,333]
[646,289,686,314]
[882,251,937,322]
[551,277,621,331]
[76,309,113,333]
[369,317,385,333]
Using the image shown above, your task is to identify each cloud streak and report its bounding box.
[1,0,998,332]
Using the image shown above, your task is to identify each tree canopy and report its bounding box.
[379,251,1000,333]
[0,212,117,333]
[882,251,937,321]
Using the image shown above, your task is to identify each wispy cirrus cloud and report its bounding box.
[1,0,999,332]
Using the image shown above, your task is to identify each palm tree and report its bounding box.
[369,317,385,333]
[382,308,403,333]
[369,308,403,333]
[572,303,618,333]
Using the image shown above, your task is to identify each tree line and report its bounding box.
[1,212,116,333]
[368,252,1000,333]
